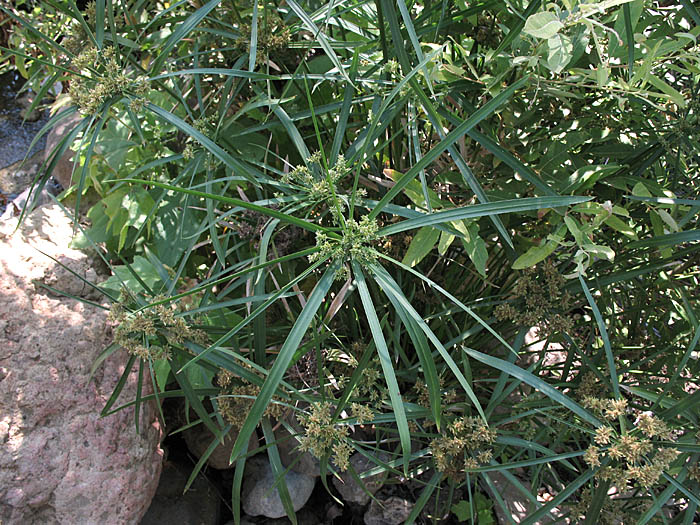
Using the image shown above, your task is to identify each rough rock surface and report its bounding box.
[18,93,42,123]
[0,204,163,524]
[242,455,316,519]
[332,451,390,506]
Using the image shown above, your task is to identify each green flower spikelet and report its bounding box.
[310,215,379,278]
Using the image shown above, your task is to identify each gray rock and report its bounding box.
[183,423,259,470]
[242,456,316,519]
[1,186,53,221]
[0,203,163,524]
[17,93,42,123]
[260,508,320,525]
[325,503,343,522]
[20,105,41,123]
[364,497,413,525]
[0,151,43,196]
[41,252,103,300]
[140,461,220,525]
[332,451,390,506]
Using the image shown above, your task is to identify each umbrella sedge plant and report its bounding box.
[3,0,700,523]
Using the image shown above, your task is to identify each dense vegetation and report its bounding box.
[2,0,700,522]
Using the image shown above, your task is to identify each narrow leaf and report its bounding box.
[464,348,603,427]
[229,262,339,463]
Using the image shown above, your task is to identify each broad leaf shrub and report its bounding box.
[3,0,700,522]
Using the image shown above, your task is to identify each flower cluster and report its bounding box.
[236,13,291,65]
[690,462,700,483]
[69,46,150,115]
[216,369,286,429]
[298,401,353,471]
[352,366,386,408]
[282,154,363,217]
[310,215,380,273]
[430,417,497,481]
[314,346,385,413]
[63,1,98,55]
[583,396,629,420]
[351,402,374,425]
[414,378,458,416]
[567,487,634,525]
[109,295,208,360]
[583,401,680,490]
[494,260,576,340]
[181,116,218,161]
[283,153,380,278]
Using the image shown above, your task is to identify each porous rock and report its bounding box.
[0,204,163,524]
[242,455,316,519]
